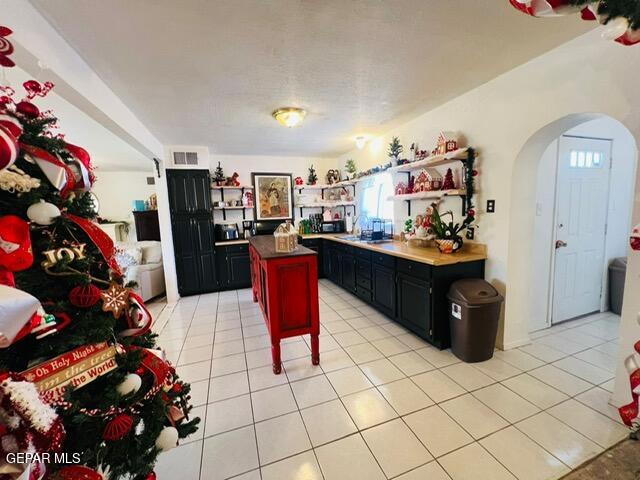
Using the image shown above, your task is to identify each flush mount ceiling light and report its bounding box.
[355,135,369,150]
[272,107,306,128]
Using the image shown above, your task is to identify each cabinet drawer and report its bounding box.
[356,258,371,278]
[355,287,372,303]
[356,275,371,290]
[217,243,249,254]
[372,252,395,269]
[397,258,431,279]
[355,248,371,261]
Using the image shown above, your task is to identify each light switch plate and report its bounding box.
[486,200,495,213]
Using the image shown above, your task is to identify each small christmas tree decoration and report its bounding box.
[214,161,225,186]
[388,136,403,159]
[307,164,318,185]
[345,158,357,179]
[442,168,456,190]
[69,283,101,308]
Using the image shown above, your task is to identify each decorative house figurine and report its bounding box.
[274,221,298,253]
[395,181,407,195]
[294,176,304,186]
[414,168,443,192]
[436,131,459,155]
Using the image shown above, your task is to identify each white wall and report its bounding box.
[529,118,637,332]
[92,171,156,241]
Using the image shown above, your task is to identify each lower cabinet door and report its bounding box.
[329,251,342,285]
[228,253,252,288]
[372,265,396,317]
[397,273,432,338]
[341,254,356,292]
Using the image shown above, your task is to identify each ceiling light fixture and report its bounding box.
[272,107,306,128]
[355,135,368,150]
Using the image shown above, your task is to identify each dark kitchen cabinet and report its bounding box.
[322,240,332,279]
[167,169,211,215]
[216,244,252,290]
[341,253,356,292]
[397,273,432,339]
[167,169,217,296]
[372,263,396,318]
[329,248,342,285]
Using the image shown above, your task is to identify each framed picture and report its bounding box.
[251,173,294,221]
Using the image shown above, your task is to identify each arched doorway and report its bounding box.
[506,113,639,410]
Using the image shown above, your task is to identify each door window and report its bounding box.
[569,150,603,169]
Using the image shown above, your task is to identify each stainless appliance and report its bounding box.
[242,220,254,239]
[215,222,239,241]
[321,219,346,233]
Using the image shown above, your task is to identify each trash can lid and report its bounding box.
[447,279,503,305]
[610,257,627,269]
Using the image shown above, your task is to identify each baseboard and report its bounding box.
[499,337,531,350]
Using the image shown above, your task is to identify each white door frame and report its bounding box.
[545,134,614,326]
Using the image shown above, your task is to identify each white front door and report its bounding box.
[552,136,612,324]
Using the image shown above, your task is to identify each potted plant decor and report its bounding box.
[429,203,475,254]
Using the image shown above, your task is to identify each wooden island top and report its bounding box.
[249,235,318,259]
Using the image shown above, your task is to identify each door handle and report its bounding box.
[555,240,568,249]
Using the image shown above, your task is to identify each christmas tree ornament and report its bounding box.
[0,284,41,347]
[16,100,40,118]
[65,142,95,191]
[103,414,134,441]
[41,243,86,268]
[0,215,33,273]
[0,112,22,138]
[116,373,142,396]
[0,26,15,67]
[167,405,186,425]
[26,199,61,226]
[0,165,41,193]
[146,472,157,480]
[65,213,122,276]
[154,426,179,452]
[630,224,640,251]
[100,283,130,319]
[0,123,18,171]
[69,283,101,308]
[21,143,75,196]
[120,292,152,337]
[54,465,104,480]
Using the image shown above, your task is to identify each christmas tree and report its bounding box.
[0,28,198,480]
[344,159,356,179]
[214,161,225,185]
[442,168,455,190]
[307,164,318,185]
[388,136,403,159]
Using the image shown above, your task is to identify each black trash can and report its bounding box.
[609,257,627,315]
[448,279,504,363]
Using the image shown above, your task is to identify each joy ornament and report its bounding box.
[41,243,86,268]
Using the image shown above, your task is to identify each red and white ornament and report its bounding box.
[0,113,22,138]
[64,142,95,190]
[0,26,15,68]
[69,284,102,308]
[16,101,40,119]
[120,292,153,337]
[103,413,134,441]
[0,123,18,171]
[630,224,640,251]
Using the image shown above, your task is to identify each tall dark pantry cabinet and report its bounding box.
[166,169,217,295]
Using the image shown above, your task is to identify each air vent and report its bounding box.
[146,177,155,185]
[166,146,210,170]
[172,151,199,165]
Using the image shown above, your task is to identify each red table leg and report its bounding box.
[311,334,320,365]
[271,340,282,374]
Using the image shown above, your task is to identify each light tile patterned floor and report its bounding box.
[153,280,627,480]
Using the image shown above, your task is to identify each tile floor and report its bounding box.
[153,280,628,480]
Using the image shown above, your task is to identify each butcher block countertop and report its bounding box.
[249,235,318,260]
[301,234,487,267]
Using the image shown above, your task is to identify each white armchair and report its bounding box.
[116,241,165,302]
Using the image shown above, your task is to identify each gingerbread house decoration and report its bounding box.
[395,182,407,195]
[413,168,443,192]
[436,131,459,155]
[274,221,298,253]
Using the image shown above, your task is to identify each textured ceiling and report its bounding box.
[31,0,591,158]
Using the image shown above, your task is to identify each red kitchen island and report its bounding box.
[249,236,320,374]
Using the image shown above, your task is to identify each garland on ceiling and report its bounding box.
[510,0,640,45]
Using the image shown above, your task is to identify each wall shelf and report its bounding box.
[211,185,253,190]
[387,189,466,201]
[387,148,470,174]
[213,206,253,210]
